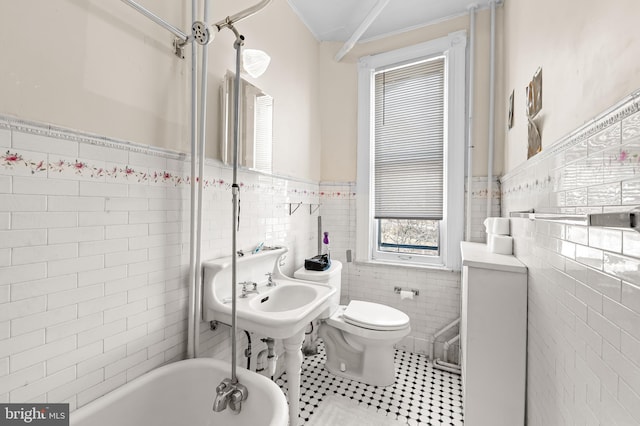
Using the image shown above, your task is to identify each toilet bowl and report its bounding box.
[294,261,411,387]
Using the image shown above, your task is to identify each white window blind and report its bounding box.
[254,94,272,173]
[374,57,445,220]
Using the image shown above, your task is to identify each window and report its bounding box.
[356,32,467,270]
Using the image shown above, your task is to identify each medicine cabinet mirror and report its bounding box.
[220,71,273,173]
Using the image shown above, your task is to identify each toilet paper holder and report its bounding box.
[394,287,419,296]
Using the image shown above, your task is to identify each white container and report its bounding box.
[488,234,513,254]
[490,217,510,235]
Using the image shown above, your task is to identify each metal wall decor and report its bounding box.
[508,89,514,129]
[526,67,542,158]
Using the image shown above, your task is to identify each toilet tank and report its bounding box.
[294,260,342,317]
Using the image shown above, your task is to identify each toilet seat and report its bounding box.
[343,301,410,331]
[325,311,410,341]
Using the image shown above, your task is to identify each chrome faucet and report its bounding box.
[213,378,248,413]
[265,272,276,287]
[239,281,258,298]
[212,380,234,412]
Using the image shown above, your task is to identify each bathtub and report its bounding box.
[70,357,288,426]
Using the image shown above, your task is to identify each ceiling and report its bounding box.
[287,0,499,43]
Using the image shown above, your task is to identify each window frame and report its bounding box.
[356,31,467,271]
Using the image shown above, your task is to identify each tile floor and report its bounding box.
[276,341,464,425]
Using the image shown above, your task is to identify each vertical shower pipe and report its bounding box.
[193,0,211,360]
[231,31,243,384]
[486,0,497,220]
[119,0,200,359]
[465,4,477,242]
[187,0,198,360]
[211,0,272,386]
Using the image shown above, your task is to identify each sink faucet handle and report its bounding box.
[238,281,250,295]
[265,272,275,286]
[238,281,258,297]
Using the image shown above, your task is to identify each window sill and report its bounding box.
[353,258,456,273]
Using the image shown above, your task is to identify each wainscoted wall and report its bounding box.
[501,93,640,425]
[0,115,318,410]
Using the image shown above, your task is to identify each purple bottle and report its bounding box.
[322,232,330,258]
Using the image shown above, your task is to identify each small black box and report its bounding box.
[304,254,331,271]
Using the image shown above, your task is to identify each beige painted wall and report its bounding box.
[0,0,321,181]
[202,0,321,181]
[319,8,504,182]
[0,1,189,152]
[503,0,640,173]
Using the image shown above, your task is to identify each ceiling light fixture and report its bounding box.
[242,48,271,78]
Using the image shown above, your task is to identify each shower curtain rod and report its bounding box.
[213,0,273,31]
[121,0,272,55]
[121,0,189,42]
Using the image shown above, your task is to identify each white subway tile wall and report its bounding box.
[502,95,640,425]
[0,118,318,410]
[467,176,501,243]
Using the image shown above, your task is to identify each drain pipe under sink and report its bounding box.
[256,338,277,379]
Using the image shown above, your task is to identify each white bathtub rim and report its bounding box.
[69,357,288,425]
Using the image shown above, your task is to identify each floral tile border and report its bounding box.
[318,189,356,199]
[0,114,321,199]
[318,182,356,199]
[1,147,325,200]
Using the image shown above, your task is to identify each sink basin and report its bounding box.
[250,284,317,312]
[202,248,336,339]
[208,278,334,338]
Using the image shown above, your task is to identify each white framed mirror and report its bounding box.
[220,71,273,173]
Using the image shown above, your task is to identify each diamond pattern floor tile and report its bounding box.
[277,341,464,425]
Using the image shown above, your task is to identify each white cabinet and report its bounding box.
[460,242,527,426]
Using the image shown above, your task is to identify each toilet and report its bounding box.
[294,260,411,387]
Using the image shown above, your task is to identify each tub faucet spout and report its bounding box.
[212,380,233,412]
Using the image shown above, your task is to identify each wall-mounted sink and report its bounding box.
[202,247,335,339]
[208,278,333,339]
